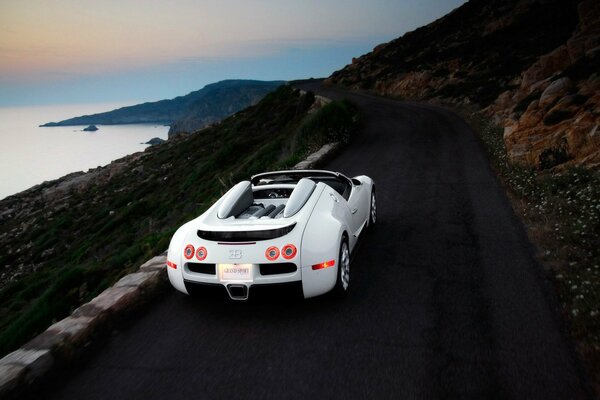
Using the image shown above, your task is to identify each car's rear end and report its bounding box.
[167,172,353,300]
[167,220,306,300]
[167,180,339,300]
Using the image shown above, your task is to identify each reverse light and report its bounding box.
[312,260,335,270]
[196,246,208,261]
[265,246,279,261]
[184,244,195,260]
[167,260,177,269]
[281,244,297,260]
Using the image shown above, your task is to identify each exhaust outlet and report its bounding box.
[226,284,249,301]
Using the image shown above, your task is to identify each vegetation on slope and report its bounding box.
[0,85,359,356]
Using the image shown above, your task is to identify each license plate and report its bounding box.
[219,263,253,282]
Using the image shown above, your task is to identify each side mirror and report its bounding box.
[351,178,362,186]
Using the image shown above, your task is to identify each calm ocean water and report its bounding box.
[0,103,169,200]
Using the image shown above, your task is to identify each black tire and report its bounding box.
[369,187,377,226]
[331,236,350,298]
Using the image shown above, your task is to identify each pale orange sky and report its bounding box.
[0,0,466,105]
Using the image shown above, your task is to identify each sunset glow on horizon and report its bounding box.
[1,0,466,105]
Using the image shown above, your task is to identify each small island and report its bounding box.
[83,125,99,132]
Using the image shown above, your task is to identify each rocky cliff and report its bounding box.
[328,0,599,170]
[41,80,284,137]
[491,1,600,169]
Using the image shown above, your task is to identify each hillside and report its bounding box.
[0,85,358,356]
[327,0,600,391]
[41,80,284,137]
[328,0,599,170]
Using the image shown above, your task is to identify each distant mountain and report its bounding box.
[41,80,285,137]
[328,0,600,169]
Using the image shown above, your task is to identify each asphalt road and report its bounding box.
[42,81,590,399]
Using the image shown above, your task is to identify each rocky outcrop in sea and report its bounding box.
[83,125,98,132]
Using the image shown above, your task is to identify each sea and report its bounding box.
[0,103,169,200]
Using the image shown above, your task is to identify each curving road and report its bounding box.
[41,81,589,399]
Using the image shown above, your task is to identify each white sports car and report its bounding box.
[166,170,376,300]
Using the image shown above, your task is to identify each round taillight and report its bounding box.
[281,244,297,260]
[196,246,207,261]
[265,246,279,261]
[184,244,195,259]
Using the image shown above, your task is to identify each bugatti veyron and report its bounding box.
[166,170,376,300]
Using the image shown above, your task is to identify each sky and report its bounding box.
[0,0,466,106]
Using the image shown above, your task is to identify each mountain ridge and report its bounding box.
[328,0,599,169]
[41,79,285,137]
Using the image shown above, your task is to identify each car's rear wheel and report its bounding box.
[369,189,377,226]
[332,237,350,297]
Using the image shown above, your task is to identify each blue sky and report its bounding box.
[0,0,466,106]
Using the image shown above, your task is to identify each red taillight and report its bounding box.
[312,260,335,270]
[167,260,177,269]
[281,244,297,260]
[184,244,194,259]
[196,246,207,261]
[265,246,279,261]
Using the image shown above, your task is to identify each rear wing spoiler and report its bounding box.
[251,169,344,186]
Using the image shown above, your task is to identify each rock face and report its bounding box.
[489,0,600,169]
[328,0,599,169]
[41,80,284,134]
[82,125,98,132]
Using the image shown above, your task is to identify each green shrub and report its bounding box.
[299,100,358,151]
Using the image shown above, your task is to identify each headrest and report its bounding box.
[283,178,316,218]
[217,181,253,219]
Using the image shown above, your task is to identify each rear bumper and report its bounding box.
[183,279,304,301]
[179,261,302,300]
